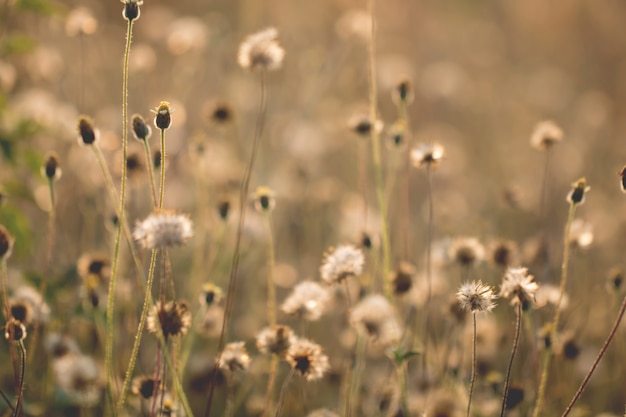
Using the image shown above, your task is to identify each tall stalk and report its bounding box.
[466,313,477,417]
[501,304,522,417]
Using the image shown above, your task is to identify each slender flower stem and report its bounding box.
[423,163,434,380]
[142,139,158,207]
[367,0,391,298]
[466,313,477,417]
[347,334,366,417]
[534,201,577,417]
[13,340,25,417]
[275,369,295,417]
[158,127,166,209]
[106,18,134,413]
[396,361,409,416]
[501,304,522,417]
[264,213,277,326]
[1,260,20,391]
[561,294,626,417]
[261,355,279,417]
[205,71,268,417]
[116,248,158,413]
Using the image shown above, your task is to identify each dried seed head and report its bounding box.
[77,252,111,286]
[206,101,234,124]
[147,300,192,338]
[360,232,372,250]
[10,300,32,324]
[556,331,580,360]
[238,27,285,72]
[449,237,485,267]
[4,318,27,341]
[217,200,230,221]
[456,280,497,313]
[152,101,174,130]
[256,325,295,357]
[410,143,444,168]
[348,113,383,138]
[489,239,518,268]
[285,338,329,381]
[390,261,415,295]
[566,178,590,205]
[76,115,98,146]
[53,354,101,407]
[281,281,330,321]
[131,375,160,399]
[0,225,14,260]
[392,78,414,106]
[350,294,401,346]
[121,0,143,22]
[200,282,223,307]
[131,114,152,141]
[42,151,62,181]
[500,267,539,308]
[217,341,251,372]
[133,210,193,249]
[530,120,563,151]
[44,333,80,358]
[386,120,408,148]
[606,267,624,294]
[253,186,276,212]
[320,244,365,285]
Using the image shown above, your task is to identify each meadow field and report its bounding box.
[0,0,625,416]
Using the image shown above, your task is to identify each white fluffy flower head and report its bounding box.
[500,267,539,307]
[320,244,364,285]
[133,210,193,249]
[237,27,285,71]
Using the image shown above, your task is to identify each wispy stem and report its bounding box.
[467,313,477,417]
[501,304,522,417]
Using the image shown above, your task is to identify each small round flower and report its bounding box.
[456,280,497,313]
[319,244,365,285]
[0,225,14,260]
[489,239,519,268]
[217,341,251,372]
[147,300,192,338]
[386,120,408,148]
[348,113,383,138]
[4,318,26,341]
[566,178,590,205]
[410,143,444,168]
[131,375,160,399]
[217,200,231,221]
[500,267,539,308]
[121,0,143,22]
[76,115,98,146]
[11,285,50,324]
[44,333,81,358]
[42,151,62,181]
[152,101,174,130]
[256,325,295,357]
[350,294,401,347]
[449,237,485,267]
[205,100,234,124]
[253,186,276,212]
[237,27,285,72]
[199,282,223,307]
[390,261,415,295]
[133,210,193,249]
[9,299,32,324]
[530,120,563,151]
[617,165,626,194]
[392,78,414,106]
[281,281,330,321]
[53,354,101,407]
[77,252,111,284]
[285,338,330,381]
[606,267,624,294]
[131,114,152,141]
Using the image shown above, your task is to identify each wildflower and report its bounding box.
[11,285,50,323]
[360,231,373,249]
[147,300,192,338]
[133,210,193,249]
[9,299,32,324]
[256,325,294,357]
[196,305,224,338]
[281,281,330,321]
[53,354,101,407]
[556,331,580,360]
[320,244,365,285]
[449,237,485,267]
[42,151,62,181]
[77,252,110,284]
[568,218,593,249]
[390,261,415,295]
[205,100,233,124]
[121,0,142,22]
[392,78,414,106]
[0,225,14,260]
[199,282,223,307]
[44,333,80,358]
[504,386,525,410]
[237,27,285,71]
[350,294,401,346]
[530,120,563,151]
[285,338,330,381]
[500,267,539,308]
[76,115,98,146]
[606,267,623,294]
[131,114,152,141]
[253,186,276,212]
[217,200,230,221]
[348,113,383,138]
[4,318,26,341]
[410,143,444,168]
[456,280,497,313]
[489,239,518,268]
[566,178,590,205]
[217,341,251,372]
[386,120,408,148]
[152,101,174,130]
[132,375,159,399]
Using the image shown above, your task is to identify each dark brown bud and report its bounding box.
[132,114,152,141]
[77,115,98,145]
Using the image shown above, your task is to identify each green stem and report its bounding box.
[1,259,20,390]
[14,340,25,417]
[534,201,576,417]
[261,355,279,417]
[396,361,409,416]
[501,304,522,417]
[367,0,391,298]
[116,249,157,413]
[264,213,276,326]
[274,369,295,417]
[159,127,166,209]
[347,334,366,417]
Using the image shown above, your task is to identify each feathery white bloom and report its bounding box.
[320,244,364,284]
[281,281,330,321]
[350,294,401,347]
[133,210,193,249]
[456,280,497,313]
[500,267,539,306]
[237,27,285,71]
[286,338,330,381]
[218,341,251,372]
